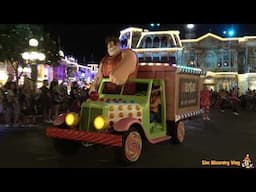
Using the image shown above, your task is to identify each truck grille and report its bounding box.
[80,107,103,131]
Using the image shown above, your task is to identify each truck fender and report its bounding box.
[113,118,143,132]
[53,113,67,126]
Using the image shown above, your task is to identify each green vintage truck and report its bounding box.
[46,64,204,164]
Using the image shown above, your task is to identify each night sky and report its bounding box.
[44,24,256,64]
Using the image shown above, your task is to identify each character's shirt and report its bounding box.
[100,49,138,94]
[150,95,161,113]
[102,52,122,78]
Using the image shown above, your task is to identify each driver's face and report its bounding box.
[107,41,120,56]
[107,41,116,49]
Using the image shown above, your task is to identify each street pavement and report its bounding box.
[0,108,255,168]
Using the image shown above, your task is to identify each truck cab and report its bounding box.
[81,78,168,141]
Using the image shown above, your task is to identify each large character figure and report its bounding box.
[89,36,138,95]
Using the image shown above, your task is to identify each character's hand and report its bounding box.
[89,86,97,95]
[89,91,99,101]
[109,73,122,85]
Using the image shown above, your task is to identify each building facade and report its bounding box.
[0,56,99,88]
[181,33,256,93]
[181,33,256,74]
[54,56,99,83]
[119,27,183,64]
[119,27,256,94]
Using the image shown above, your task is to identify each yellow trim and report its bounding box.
[181,33,256,43]
[120,27,145,35]
[133,47,183,52]
[214,72,238,75]
[136,31,180,48]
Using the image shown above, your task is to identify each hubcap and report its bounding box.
[125,131,142,162]
[177,121,185,143]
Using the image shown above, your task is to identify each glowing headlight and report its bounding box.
[94,116,109,130]
[65,112,79,127]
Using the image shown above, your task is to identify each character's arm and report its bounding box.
[109,49,137,85]
[150,101,159,108]
[150,96,161,107]
[89,62,103,94]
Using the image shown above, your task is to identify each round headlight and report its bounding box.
[94,116,109,130]
[65,112,79,127]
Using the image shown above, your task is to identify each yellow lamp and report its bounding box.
[65,112,79,127]
[94,116,109,130]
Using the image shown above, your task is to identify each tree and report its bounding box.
[0,24,60,87]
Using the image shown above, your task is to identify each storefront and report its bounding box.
[0,61,53,88]
[247,73,256,91]
[203,72,238,91]
[215,73,238,91]
[0,62,8,87]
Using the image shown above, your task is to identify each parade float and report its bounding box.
[46,63,204,164]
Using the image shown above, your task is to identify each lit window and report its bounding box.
[223,61,229,67]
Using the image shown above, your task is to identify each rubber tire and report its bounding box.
[114,127,143,165]
[168,121,185,144]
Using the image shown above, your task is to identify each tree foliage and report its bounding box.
[0,24,60,65]
[0,24,60,87]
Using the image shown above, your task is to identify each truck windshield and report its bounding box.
[101,81,149,96]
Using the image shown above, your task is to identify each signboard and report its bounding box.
[67,64,78,81]
[179,78,198,108]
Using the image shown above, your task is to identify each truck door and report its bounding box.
[149,80,165,133]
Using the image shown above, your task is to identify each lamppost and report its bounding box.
[185,24,195,39]
[223,27,236,72]
[185,24,196,67]
[21,38,45,90]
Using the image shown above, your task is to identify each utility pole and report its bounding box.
[58,35,61,50]
[91,53,94,63]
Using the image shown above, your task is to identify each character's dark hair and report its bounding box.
[152,85,160,90]
[151,85,161,96]
[105,36,120,45]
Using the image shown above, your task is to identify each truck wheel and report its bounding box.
[171,121,185,144]
[115,127,143,164]
[53,139,81,156]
